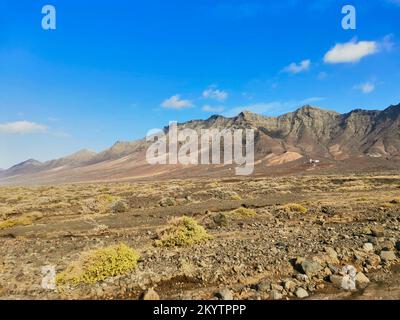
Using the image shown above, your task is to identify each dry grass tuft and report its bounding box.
[280,203,308,214]
[155,216,211,247]
[56,243,140,286]
[0,212,43,230]
[230,207,257,217]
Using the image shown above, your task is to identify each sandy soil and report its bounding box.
[0,174,399,300]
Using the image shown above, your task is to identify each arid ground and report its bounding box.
[0,173,399,300]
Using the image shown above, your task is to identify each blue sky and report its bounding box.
[0,0,399,168]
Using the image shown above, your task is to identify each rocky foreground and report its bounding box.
[0,174,399,300]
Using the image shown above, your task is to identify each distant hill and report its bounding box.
[1,103,400,184]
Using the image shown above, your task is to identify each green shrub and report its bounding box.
[281,203,308,214]
[230,207,257,217]
[0,212,43,230]
[109,199,129,213]
[155,216,211,247]
[230,193,242,200]
[56,243,140,285]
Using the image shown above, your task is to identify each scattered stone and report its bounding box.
[140,288,160,300]
[342,265,357,278]
[283,280,296,293]
[316,283,325,290]
[380,241,395,251]
[367,236,378,245]
[295,287,309,299]
[365,255,381,269]
[215,288,233,300]
[380,250,397,262]
[300,260,323,277]
[363,243,374,252]
[295,274,309,283]
[329,275,356,291]
[355,272,370,289]
[271,283,284,292]
[323,267,332,276]
[354,251,368,265]
[362,227,372,235]
[256,280,271,292]
[327,264,339,275]
[329,266,358,291]
[370,226,384,237]
[269,290,283,300]
[324,247,339,262]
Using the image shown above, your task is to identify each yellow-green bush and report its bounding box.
[230,193,242,201]
[155,216,211,247]
[281,203,308,214]
[0,212,43,230]
[81,194,122,214]
[230,207,257,217]
[56,243,140,285]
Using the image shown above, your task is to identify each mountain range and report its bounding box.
[1,103,400,184]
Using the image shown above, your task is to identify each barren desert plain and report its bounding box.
[0,173,399,300]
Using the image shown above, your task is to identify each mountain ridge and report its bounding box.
[1,103,400,183]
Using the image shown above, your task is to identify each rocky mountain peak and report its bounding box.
[383,103,400,116]
[12,159,42,168]
[294,105,339,117]
[62,149,97,162]
[234,110,269,127]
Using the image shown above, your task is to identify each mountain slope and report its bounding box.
[0,150,97,179]
[2,159,44,177]
[42,149,98,170]
[1,103,400,184]
[86,141,146,164]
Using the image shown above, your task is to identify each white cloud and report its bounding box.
[202,105,225,113]
[380,34,395,52]
[161,94,193,109]
[355,82,375,94]
[282,59,311,74]
[324,40,378,63]
[202,87,228,101]
[0,121,48,134]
